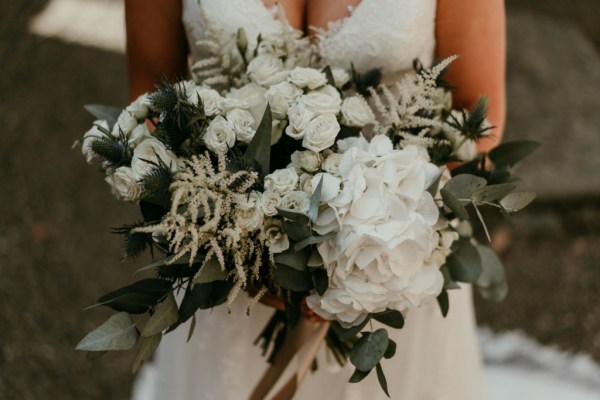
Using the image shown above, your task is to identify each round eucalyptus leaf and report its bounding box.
[350,329,389,372]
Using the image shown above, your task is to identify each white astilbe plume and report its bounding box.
[370,56,458,147]
[133,152,269,306]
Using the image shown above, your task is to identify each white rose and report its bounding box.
[302,114,340,152]
[226,109,255,143]
[271,119,285,145]
[221,97,250,112]
[322,153,342,175]
[131,138,178,179]
[290,150,322,173]
[128,123,152,146]
[261,191,281,216]
[247,54,289,87]
[82,120,109,163]
[265,82,303,119]
[189,87,224,117]
[105,167,141,202]
[228,83,267,129]
[299,173,314,194]
[264,168,299,195]
[280,191,310,213]
[204,116,236,153]
[298,86,341,115]
[112,110,138,136]
[285,105,315,139]
[235,191,264,231]
[262,218,290,253]
[331,68,351,88]
[126,93,151,120]
[341,96,375,127]
[288,67,327,90]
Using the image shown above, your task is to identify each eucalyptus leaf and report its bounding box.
[132,333,161,373]
[437,289,449,317]
[426,172,442,197]
[274,264,313,291]
[135,253,204,275]
[383,339,397,359]
[472,183,517,204]
[142,291,179,337]
[373,310,404,329]
[243,104,272,176]
[489,140,540,169]
[76,312,139,351]
[276,207,310,224]
[440,188,469,220]
[350,329,389,372]
[349,368,371,383]
[311,268,329,296]
[84,104,122,128]
[274,247,311,271]
[500,192,536,212]
[443,174,487,200]
[322,65,336,87]
[192,256,228,284]
[332,317,370,342]
[499,205,516,229]
[473,202,491,243]
[308,176,323,223]
[446,238,482,283]
[294,232,335,251]
[376,363,390,397]
[478,279,509,301]
[476,246,505,288]
[282,218,313,242]
[95,279,172,314]
[187,314,197,343]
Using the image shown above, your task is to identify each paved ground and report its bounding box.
[1,1,599,399]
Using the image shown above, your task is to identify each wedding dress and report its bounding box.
[133,1,484,399]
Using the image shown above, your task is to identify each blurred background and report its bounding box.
[1,0,599,398]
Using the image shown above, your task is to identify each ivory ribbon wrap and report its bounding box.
[249,320,330,400]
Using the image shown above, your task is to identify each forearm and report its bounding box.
[435,0,506,152]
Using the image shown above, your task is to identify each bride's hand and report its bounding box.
[259,293,328,323]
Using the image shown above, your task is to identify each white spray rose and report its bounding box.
[322,153,342,175]
[247,54,289,87]
[299,173,314,194]
[341,96,376,127]
[82,120,109,164]
[285,105,315,139]
[302,114,340,153]
[298,86,341,115]
[226,109,255,143]
[105,167,141,202]
[290,150,322,173]
[280,191,310,213]
[204,116,236,153]
[261,191,281,217]
[331,68,350,88]
[129,123,152,146]
[262,218,290,254]
[265,82,303,119]
[188,87,224,117]
[264,168,299,195]
[288,67,327,90]
[235,191,264,231]
[126,93,151,120]
[131,138,178,179]
[112,110,138,136]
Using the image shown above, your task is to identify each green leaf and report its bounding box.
[174,283,211,326]
[132,333,161,373]
[332,317,370,342]
[276,207,310,224]
[274,247,311,271]
[443,174,487,200]
[84,104,122,128]
[243,104,272,176]
[446,238,482,283]
[282,218,312,242]
[440,265,460,290]
[489,140,540,169]
[383,339,397,359]
[499,205,516,229]
[373,310,404,329]
[193,256,228,284]
[476,246,505,288]
[478,279,509,301]
[311,268,329,296]
[500,192,536,212]
[76,312,139,351]
[349,368,371,383]
[274,264,314,291]
[308,176,323,223]
[187,314,197,343]
[440,188,469,220]
[472,183,517,204]
[472,202,491,243]
[437,289,449,317]
[376,363,390,397]
[134,253,203,275]
[350,329,389,372]
[95,279,172,314]
[142,291,179,337]
[294,232,335,251]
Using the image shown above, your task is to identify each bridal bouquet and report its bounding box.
[75,16,537,397]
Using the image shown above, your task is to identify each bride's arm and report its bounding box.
[435,0,506,153]
[124,0,189,101]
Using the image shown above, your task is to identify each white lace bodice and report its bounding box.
[182,0,437,75]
